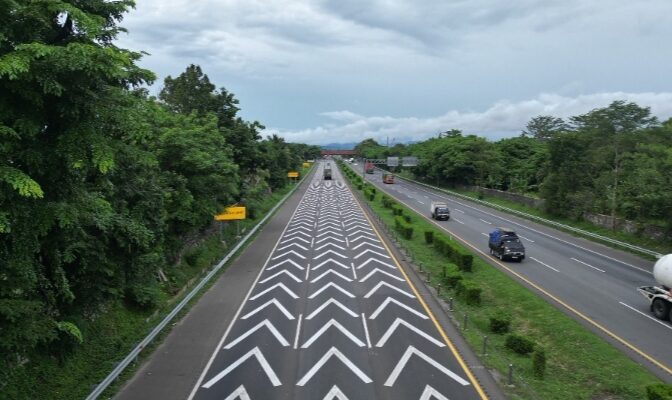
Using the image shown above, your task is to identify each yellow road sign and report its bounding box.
[288,171,299,178]
[215,206,246,221]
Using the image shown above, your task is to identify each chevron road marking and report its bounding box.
[293,314,303,349]
[345,224,372,232]
[358,268,404,282]
[279,236,310,245]
[351,241,385,251]
[301,319,366,348]
[322,385,349,400]
[306,298,359,320]
[369,297,428,320]
[354,249,390,259]
[202,347,281,389]
[284,230,311,239]
[316,236,346,244]
[419,385,450,400]
[349,235,380,243]
[266,259,304,271]
[286,226,312,234]
[375,318,445,348]
[314,242,346,251]
[296,347,372,386]
[249,282,299,300]
[223,385,251,400]
[314,249,348,259]
[313,258,350,270]
[241,298,295,320]
[348,230,377,238]
[224,319,290,349]
[310,269,353,283]
[276,242,309,252]
[384,346,470,387]
[259,269,303,284]
[316,230,344,238]
[356,258,396,270]
[361,313,372,348]
[364,281,415,299]
[309,282,356,299]
[271,250,307,260]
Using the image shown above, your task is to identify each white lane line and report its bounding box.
[362,313,372,348]
[619,302,672,331]
[453,218,465,225]
[454,209,464,214]
[481,233,489,237]
[351,262,357,280]
[479,219,492,225]
[293,313,303,349]
[519,235,535,243]
[424,195,429,199]
[530,257,560,272]
[418,200,425,205]
[571,257,606,273]
[305,263,310,280]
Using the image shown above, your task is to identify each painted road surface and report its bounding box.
[188,162,486,400]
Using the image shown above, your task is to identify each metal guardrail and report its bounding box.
[86,169,313,400]
[373,167,662,259]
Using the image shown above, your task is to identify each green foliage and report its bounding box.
[442,272,463,288]
[489,315,512,334]
[646,384,672,400]
[394,216,414,239]
[455,280,481,305]
[505,334,535,355]
[533,348,547,379]
[424,230,434,244]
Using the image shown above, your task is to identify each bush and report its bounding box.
[457,252,473,272]
[424,230,434,244]
[382,195,393,208]
[443,272,462,288]
[505,334,535,355]
[647,384,672,400]
[533,348,546,379]
[394,216,413,239]
[357,184,363,190]
[489,315,511,334]
[460,281,482,305]
[403,214,412,223]
[392,205,403,216]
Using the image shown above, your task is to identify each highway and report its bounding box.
[183,162,491,400]
[360,166,672,381]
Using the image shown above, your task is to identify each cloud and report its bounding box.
[266,92,672,145]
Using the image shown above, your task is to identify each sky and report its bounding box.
[115,0,672,145]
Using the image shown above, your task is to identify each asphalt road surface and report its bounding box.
[360,166,672,381]
[187,162,489,400]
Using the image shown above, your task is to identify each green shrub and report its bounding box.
[646,384,672,400]
[403,214,412,223]
[443,272,462,288]
[489,315,511,334]
[357,184,363,190]
[505,334,535,355]
[382,195,393,208]
[460,281,482,305]
[424,230,434,244]
[392,205,403,216]
[434,236,445,253]
[533,348,546,379]
[457,252,473,272]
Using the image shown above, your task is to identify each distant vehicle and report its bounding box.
[383,173,395,184]
[365,163,375,174]
[488,227,525,261]
[324,166,332,180]
[430,201,450,220]
[638,254,672,320]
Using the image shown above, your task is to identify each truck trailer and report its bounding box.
[638,254,672,320]
[430,202,450,220]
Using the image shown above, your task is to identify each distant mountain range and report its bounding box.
[320,142,359,150]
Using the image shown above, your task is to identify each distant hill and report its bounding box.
[321,142,358,150]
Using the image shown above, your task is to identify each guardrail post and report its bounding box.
[508,364,514,385]
[426,271,431,283]
[482,336,488,356]
[448,297,453,311]
[463,313,468,330]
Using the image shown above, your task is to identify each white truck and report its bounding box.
[638,254,672,320]
[430,201,450,221]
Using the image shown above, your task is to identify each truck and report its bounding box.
[383,173,395,184]
[638,254,672,320]
[365,163,375,174]
[323,166,332,180]
[429,201,450,220]
[488,227,525,261]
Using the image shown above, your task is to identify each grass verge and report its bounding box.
[0,166,313,400]
[341,161,662,400]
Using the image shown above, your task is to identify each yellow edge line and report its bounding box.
[348,178,490,399]
[383,179,672,378]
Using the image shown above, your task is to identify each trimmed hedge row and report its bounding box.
[433,235,474,272]
[394,216,414,239]
[647,384,672,400]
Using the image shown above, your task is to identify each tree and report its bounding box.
[522,116,567,141]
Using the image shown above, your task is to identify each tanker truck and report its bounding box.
[637,254,672,320]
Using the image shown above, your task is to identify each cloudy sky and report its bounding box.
[116,0,672,145]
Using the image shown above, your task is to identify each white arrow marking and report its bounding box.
[241,298,295,320]
[322,385,349,400]
[311,269,353,283]
[297,347,372,386]
[352,241,385,251]
[309,282,356,299]
[224,319,290,349]
[280,236,310,245]
[202,347,281,388]
[356,258,396,270]
[301,319,365,348]
[343,218,365,225]
[348,230,376,238]
[364,281,415,299]
[319,222,341,229]
[375,318,445,348]
[355,249,390,259]
[259,269,303,284]
[285,230,311,239]
[315,242,346,251]
[267,259,304,271]
[306,298,358,319]
[346,224,372,232]
[317,230,344,238]
[286,226,311,234]
[316,236,346,244]
[249,282,299,300]
[276,242,309,252]
[350,235,379,243]
[313,258,350,270]
[359,268,404,282]
[384,346,470,387]
[223,385,251,400]
[369,297,428,320]
[272,250,306,260]
[315,249,348,260]
[419,385,450,400]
